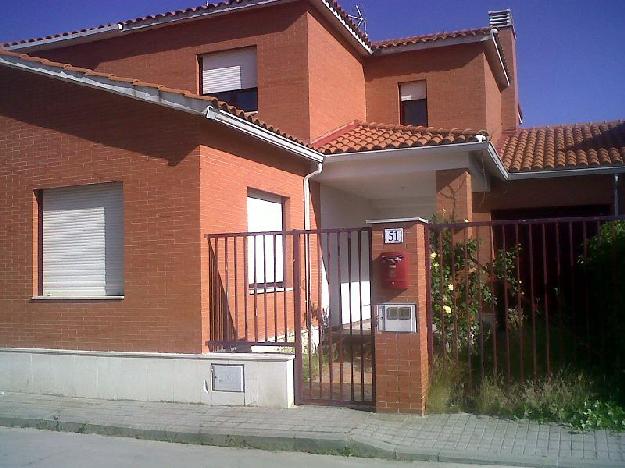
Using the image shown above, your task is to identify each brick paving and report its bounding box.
[0,392,623,467]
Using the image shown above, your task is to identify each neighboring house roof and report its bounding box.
[373,27,492,50]
[499,121,625,173]
[313,121,488,155]
[0,49,322,162]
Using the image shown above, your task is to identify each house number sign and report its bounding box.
[384,228,404,244]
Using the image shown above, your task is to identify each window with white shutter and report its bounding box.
[247,192,284,288]
[42,183,124,297]
[201,47,258,112]
[399,80,428,126]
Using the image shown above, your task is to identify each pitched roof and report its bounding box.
[2,1,502,59]
[0,49,321,161]
[373,27,492,50]
[313,121,488,155]
[2,0,371,53]
[498,121,625,173]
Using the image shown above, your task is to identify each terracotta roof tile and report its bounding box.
[498,121,625,172]
[3,0,370,50]
[313,121,488,154]
[373,27,492,50]
[0,48,310,149]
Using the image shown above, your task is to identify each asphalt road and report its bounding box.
[0,426,513,468]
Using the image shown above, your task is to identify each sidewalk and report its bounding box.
[0,392,623,467]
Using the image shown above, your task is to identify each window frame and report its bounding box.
[198,47,259,113]
[246,190,286,292]
[399,80,428,127]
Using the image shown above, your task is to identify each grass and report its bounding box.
[427,358,625,431]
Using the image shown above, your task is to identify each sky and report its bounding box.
[1,0,624,127]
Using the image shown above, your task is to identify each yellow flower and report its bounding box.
[443,305,452,315]
[430,252,437,260]
[447,284,454,291]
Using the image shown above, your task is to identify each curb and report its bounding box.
[0,416,622,468]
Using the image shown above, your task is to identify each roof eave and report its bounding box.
[508,165,625,180]
[0,52,323,163]
[374,32,510,88]
[4,0,373,55]
[6,0,290,52]
[321,140,510,180]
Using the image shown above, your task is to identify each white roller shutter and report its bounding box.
[247,193,284,286]
[42,183,124,297]
[400,81,427,101]
[202,47,258,94]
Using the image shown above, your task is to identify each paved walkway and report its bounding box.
[0,392,623,467]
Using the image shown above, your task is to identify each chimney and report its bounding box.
[488,9,514,30]
[489,9,520,131]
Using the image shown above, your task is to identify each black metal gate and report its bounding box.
[426,215,625,386]
[206,227,375,408]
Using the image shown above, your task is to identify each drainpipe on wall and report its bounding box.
[303,162,323,314]
[304,163,323,230]
[615,173,620,216]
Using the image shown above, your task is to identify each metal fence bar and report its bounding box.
[316,233,324,400]
[541,224,551,376]
[501,225,511,384]
[293,231,303,405]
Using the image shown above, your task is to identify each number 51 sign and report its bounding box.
[384,228,404,244]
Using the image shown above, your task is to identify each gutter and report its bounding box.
[507,165,625,180]
[0,52,322,164]
[323,140,510,181]
[205,108,323,163]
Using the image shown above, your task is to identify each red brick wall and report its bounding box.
[436,169,473,222]
[0,66,313,353]
[306,7,366,140]
[0,67,203,353]
[497,27,519,132]
[484,54,504,144]
[198,126,314,350]
[34,2,313,142]
[365,44,490,132]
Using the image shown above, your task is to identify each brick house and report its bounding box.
[1,1,623,409]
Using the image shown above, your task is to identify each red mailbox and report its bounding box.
[379,251,408,290]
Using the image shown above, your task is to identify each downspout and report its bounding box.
[303,162,323,315]
[615,173,620,216]
[304,162,324,230]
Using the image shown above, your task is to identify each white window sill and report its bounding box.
[31,296,125,301]
[248,288,293,295]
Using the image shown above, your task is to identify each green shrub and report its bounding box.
[429,365,625,431]
[477,372,625,430]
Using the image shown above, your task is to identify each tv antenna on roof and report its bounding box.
[348,4,367,33]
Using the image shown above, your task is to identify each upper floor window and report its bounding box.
[400,81,428,127]
[41,182,124,297]
[201,47,258,112]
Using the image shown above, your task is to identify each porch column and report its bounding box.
[436,169,473,222]
[371,221,429,414]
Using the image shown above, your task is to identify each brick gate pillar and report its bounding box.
[370,221,429,414]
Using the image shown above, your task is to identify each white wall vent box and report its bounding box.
[212,364,245,392]
[377,304,417,333]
